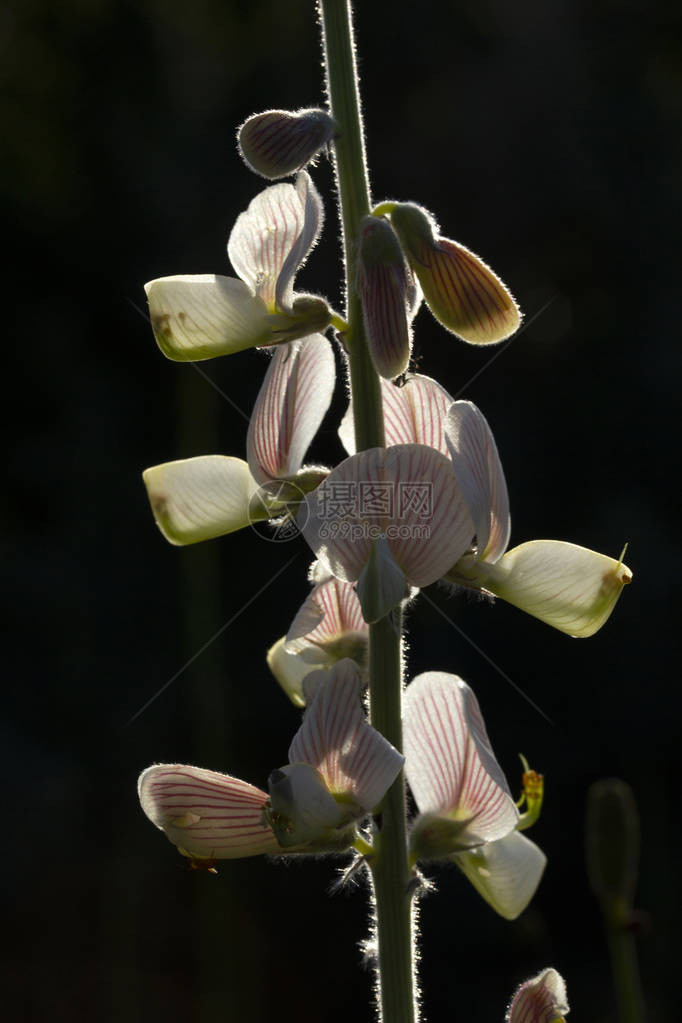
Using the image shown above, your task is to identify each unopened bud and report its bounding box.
[389,201,521,345]
[238,108,336,180]
[586,778,640,917]
[357,216,413,379]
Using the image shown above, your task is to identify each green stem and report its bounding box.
[320,5,416,1022]
[319,0,384,452]
[605,909,646,1023]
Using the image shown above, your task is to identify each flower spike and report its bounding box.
[146,172,331,362]
[389,201,520,344]
[238,108,336,180]
[507,967,569,1023]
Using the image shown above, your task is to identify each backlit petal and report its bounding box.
[404,672,518,843]
[507,968,569,1023]
[145,275,271,361]
[138,764,279,859]
[228,173,323,312]
[238,108,335,180]
[246,335,335,485]
[286,578,368,658]
[288,659,403,811]
[266,636,321,707]
[301,445,474,588]
[456,831,547,920]
[480,540,633,637]
[143,455,258,545]
[339,374,454,457]
[445,401,510,562]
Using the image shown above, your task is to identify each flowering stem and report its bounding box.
[319,0,384,452]
[319,3,417,1022]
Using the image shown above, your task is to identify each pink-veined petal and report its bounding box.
[357,216,412,380]
[238,108,335,180]
[480,540,633,637]
[445,401,510,563]
[246,335,335,485]
[143,455,259,546]
[286,578,367,654]
[507,968,569,1023]
[275,172,324,310]
[403,673,518,843]
[338,374,454,457]
[455,831,547,920]
[301,445,474,588]
[145,275,272,361]
[228,173,322,312]
[138,764,280,859]
[288,659,403,811]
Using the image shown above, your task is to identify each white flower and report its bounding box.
[403,671,546,919]
[145,172,330,362]
[143,334,334,545]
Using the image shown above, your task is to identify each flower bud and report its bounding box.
[238,108,336,180]
[586,778,639,917]
[389,201,520,344]
[357,216,413,379]
[507,968,569,1023]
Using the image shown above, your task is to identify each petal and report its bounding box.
[246,335,335,485]
[415,236,521,344]
[455,831,547,920]
[508,968,569,1023]
[355,535,408,623]
[227,173,323,312]
[138,764,279,859]
[238,108,335,180]
[390,202,520,344]
[145,275,272,361]
[301,445,475,588]
[480,540,633,637]
[285,578,368,657]
[403,672,518,842]
[288,659,404,811]
[267,763,346,847]
[357,216,412,380]
[143,455,259,545]
[445,401,510,563]
[339,374,455,457]
[266,635,322,708]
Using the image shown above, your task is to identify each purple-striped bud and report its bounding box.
[357,215,413,379]
[507,968,569,1023]
[389,202,521,345]
[238,108,336,180]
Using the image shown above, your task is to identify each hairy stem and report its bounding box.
[319,3,417,1022]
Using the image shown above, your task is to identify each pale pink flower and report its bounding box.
[506,968,569,1023]
[145,172,330,362]
[301,443,476,622]
[139,660,402,861]
[268,576,369,706]
[143,334,334,545]
[403,671,546,919]
[442,401,632,637]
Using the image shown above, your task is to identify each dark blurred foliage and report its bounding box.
[2,0,681,1019]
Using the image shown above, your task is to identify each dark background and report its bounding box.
[3,0,680,1019]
